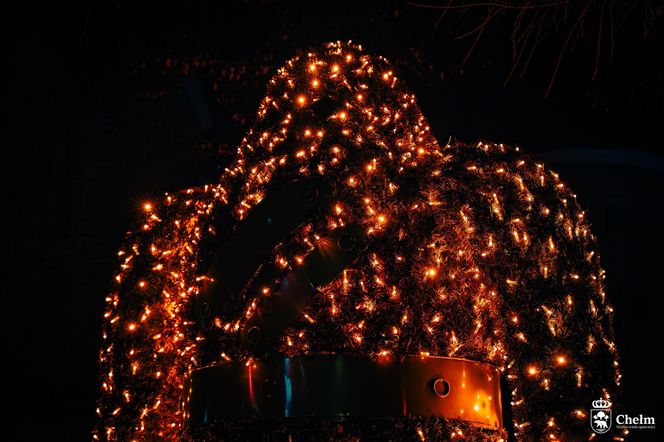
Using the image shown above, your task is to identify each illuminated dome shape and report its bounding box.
[95,41,623,441]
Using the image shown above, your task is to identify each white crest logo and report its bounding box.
[591,398,612,434]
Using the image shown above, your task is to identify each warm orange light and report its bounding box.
[96,41,621,441]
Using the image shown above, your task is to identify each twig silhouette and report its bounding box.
[408,0,660,98]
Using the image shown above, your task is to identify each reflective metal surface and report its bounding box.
[183,355,503,431]
[196,178,330,325]
[241,224,364,347]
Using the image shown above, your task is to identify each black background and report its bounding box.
[8,1,662,440]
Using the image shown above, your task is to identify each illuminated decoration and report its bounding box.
[94,41,625,441]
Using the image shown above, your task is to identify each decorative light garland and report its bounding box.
[95,41,625,441]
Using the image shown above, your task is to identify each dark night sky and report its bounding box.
[8,1,663,440]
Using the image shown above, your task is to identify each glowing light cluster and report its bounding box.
[95,41,624,441]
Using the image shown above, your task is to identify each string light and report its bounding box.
[95,41,623,441]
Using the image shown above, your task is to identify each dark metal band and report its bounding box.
[241,223,365,348]
[183,355,503,431]
[196,178,331,326]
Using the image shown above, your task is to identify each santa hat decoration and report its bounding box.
[95,41,624,441]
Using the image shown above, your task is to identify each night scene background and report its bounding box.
[8,1,663,440]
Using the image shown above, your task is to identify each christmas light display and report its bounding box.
[95,41,625,441]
